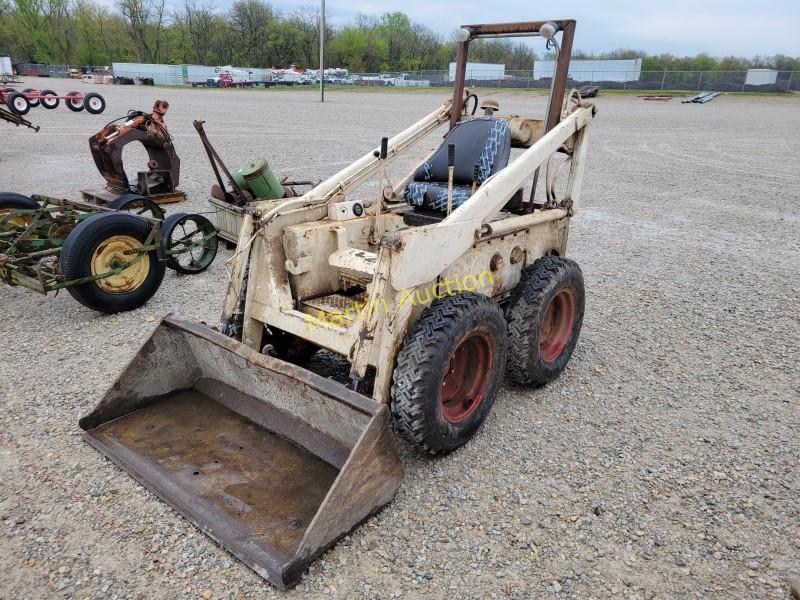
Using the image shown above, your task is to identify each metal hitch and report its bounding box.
[79,315,403,589]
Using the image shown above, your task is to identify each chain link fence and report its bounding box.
[12,63,799,93]
[347,70,798,93]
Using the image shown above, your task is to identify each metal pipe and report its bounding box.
[450,41,470,129]
[319,0,325,102]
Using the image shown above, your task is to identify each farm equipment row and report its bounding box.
[0,193,217,313]
[1,85,106,116]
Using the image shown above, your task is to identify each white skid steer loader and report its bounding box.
[80,19,597,589]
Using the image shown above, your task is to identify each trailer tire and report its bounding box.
[391,292,508,455]
[65,91,84,111]
[84,92,106,114]
[22,88,39,107]
[0,193,37,208]
[0,193,38,231]
[505,256,585,386]
[40,90,59,109]
[6,92,30,115]
[59,212,165,313]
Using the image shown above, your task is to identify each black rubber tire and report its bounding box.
[391,292,508,455]
[22,88,39,107]
[59,212,165,313]
[260,326,319,363]
[83,92,106,114]
[0,193,38,209]
[0,193,38,231]
[6,92,30,115]
[160,212,218,274]
[505,256,585,386]
[108,193,165,220]
[40,90,59,109]
[65,91,84,112]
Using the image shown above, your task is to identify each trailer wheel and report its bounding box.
[108,193,165,220]
[6,92,30,115]
[65,91,85,111]
[160,212,218,274]
[0,193,38,231]
[83,92,106,114]
[40,90,59,109]
[22,88,39,107]
[391,292,508,454]
[505,256,585,386]
[59,212,165,313]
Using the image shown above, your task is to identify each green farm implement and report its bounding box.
[0,192,218,312]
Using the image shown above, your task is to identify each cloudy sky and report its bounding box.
[268,0,799,56]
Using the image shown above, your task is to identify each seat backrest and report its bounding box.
[413,118,511,185]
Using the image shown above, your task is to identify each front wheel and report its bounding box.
[505,256,585,386]
[391,292,508,454]
[59,212,165,313]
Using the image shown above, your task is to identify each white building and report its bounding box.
[1,56,13,76]
[533,58,642,82]
[449,62,505,81]
[745,69,778,86]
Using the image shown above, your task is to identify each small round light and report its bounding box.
[457,28,471,43]
[540,22,558,39]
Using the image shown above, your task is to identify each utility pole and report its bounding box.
[320,0,325,102]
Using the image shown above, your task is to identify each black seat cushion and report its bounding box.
[404,118,512,212]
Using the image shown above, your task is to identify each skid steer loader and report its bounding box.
[80,19,596,589]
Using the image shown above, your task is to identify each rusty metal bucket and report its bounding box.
[79,315,403,589]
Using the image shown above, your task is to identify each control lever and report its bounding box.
[447,144,456,215]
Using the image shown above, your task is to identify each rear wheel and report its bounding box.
[6,92,30,115]
[0,193,38,231]
[391,292,508,454]
[84,92,106,114]
[65,91,84,111]
[59,212,165,313]
[40,90,59,109]
[505,256,585,385]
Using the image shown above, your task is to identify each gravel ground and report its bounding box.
[1,83,798,600]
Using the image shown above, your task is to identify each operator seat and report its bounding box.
[403,117,522,221]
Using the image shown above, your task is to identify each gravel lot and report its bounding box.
[1,83,798,600]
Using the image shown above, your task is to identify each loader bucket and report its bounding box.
[79,315,403,589]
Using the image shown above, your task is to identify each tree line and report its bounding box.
[1,0,798,73]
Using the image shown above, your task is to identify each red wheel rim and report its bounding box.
[539,288,576,363]
[440,332,493,423]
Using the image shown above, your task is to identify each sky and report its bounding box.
[265,0,800,57]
